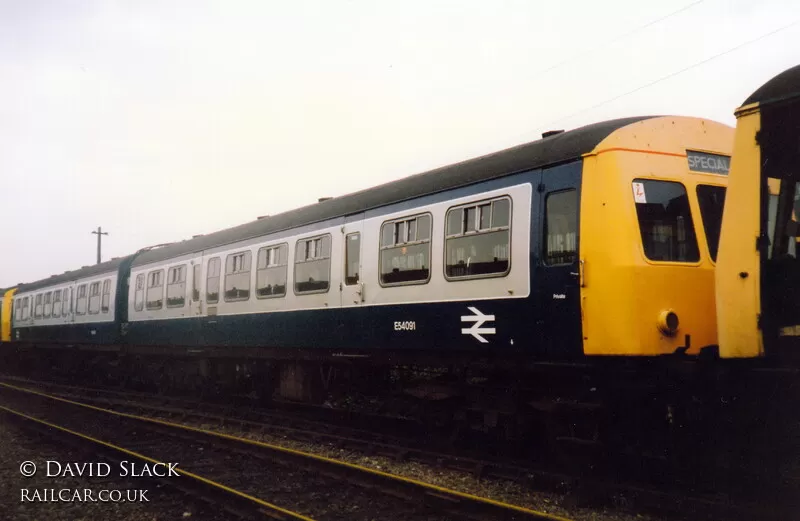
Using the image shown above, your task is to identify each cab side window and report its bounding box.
[544,190,578,265]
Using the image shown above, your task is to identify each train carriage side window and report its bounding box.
[76,285,87,315]
[633,179,700,262]
[225,251,252,302]
[696,185,727,262]
[146,270,164,310]
[345,233,360,285]
[88,281,101,314]
[34,294,42,319]
[380,213,432,285]
[43,292,52,318]
[206,257,221,304]
[192,264,201,301]
[134,274,145,311]
[15,298,22,321]
[63,288,71,315]
[294,234,331,294]
[544,191,578,266]
[257,244,288,298]
[24,296,31,320]
[445,197,511,279]
[167,265,187,308]
[52,290,61,318]
[101,279,111,313]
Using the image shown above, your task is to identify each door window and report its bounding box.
[192,264,201,301]
[52,291,62,317]
[206,258,221,304]
[345,233,360,285]
[134,274,145,311]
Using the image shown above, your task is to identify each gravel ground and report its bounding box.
[0,392,485,521]
[157,416,675,521]
[0,419,239,521]
[2,383,690,521]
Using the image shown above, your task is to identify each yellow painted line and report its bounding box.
[0,400,316,521]
[1,382,572,521]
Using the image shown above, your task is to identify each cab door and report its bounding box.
[534,163,583,358]
[341,220,364,306]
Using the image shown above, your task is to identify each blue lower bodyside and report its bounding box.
[11,298,583,358]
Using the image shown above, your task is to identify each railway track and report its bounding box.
[1,376,560,484]
[1,375,793,521]
[0,380,568,521]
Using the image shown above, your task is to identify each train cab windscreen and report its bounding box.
[633,179,700,263]
[696,185,726,261]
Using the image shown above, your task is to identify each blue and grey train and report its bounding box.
[4,116,733,407]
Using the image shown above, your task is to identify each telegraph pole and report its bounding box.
[91,227,109,264]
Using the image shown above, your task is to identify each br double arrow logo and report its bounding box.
[461,306,496,343]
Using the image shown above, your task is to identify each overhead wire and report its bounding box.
[531,17,800,135]
[533,0,707,77]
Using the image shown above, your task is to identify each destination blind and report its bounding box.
[687,150,730,175]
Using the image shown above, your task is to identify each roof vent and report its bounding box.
[542,130,564,139]
[192,234,204,239]
[318,197,332,203]
[257,215,270,220]
[81,266,89,269]
[111,257,119,260]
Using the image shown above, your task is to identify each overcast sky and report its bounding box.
[1,0,798,287]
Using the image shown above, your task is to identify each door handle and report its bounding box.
[570,259,585,287]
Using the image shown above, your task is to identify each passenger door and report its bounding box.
[341,221,364,306]
[534,164,583,357]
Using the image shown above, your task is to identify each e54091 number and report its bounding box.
[393,321,416,331]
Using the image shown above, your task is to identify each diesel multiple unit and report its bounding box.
[3,116,732,364]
